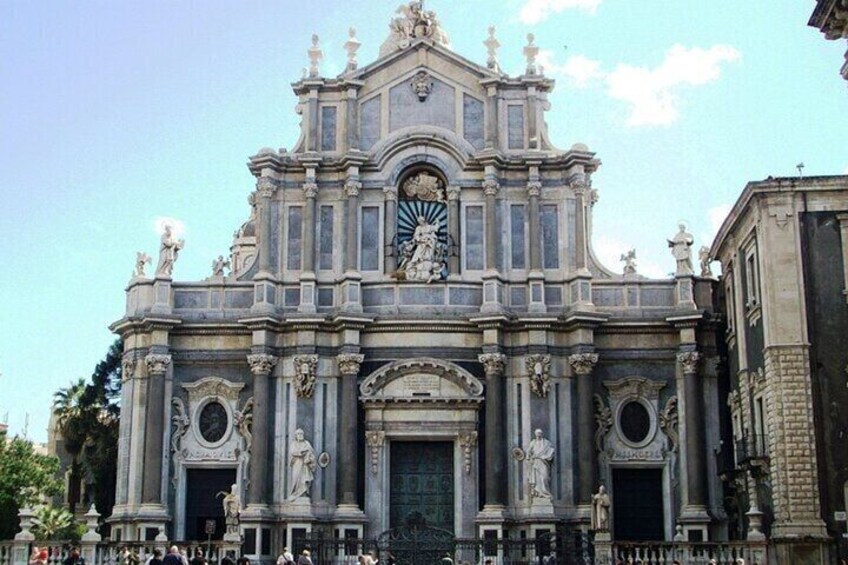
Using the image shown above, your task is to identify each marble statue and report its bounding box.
[525,429,554,500]
[288,428,317,501]
[380,1,450,56]
[699,246,713,278]
[402,171,445,202]
[398,216,445,283]
[134,252,152,278]
[591,485,611,531]
[212,255,230,277]
[620,249,637,275]
[217,483,240,536]
[155,225,184,277]
[667,224,694,276]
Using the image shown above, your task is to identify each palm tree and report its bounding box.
[32,505,75,540]
[53,378,90,513]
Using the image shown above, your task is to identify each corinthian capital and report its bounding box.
[302,182,318,198]
[478,353,507,377]
[247,353,278,376]
[568,353,599,376]
[344,180,362,198]
[446,185,461,201]
[527,180,542,198]
[257,176,276,198]
[482,179,499,197]
[677,351,701,375]
[145,353,172,375]
[337,353,365,375]
[382,186,398,201]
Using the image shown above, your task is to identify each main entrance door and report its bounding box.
[612,468,665,541]
[185,468,237,540]
[390,442,454,532]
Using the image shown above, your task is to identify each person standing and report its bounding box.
[63,548,85,565]
[276,548,294,565]
[297,550,313,565]
[147,550,163,565]
[189,549,206,565]
[162,547,182,565]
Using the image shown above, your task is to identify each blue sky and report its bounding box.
[1,0,846,442]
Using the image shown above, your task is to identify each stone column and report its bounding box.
[485,84,498,149]
[344,180,361,272]
[246,354,277,507]
[383,186,398,274]
[678,351,707,508]
[345,86,359,152]
[307,87,319,152]
[336,353,365,509]
[253,174,277,314]
[142,353,170,505]
[114,357,135,508]
[447,185,461,276]
[527,85,538,148]
[479,353,507,510]
[300,180,319,313]
[527,174,545,312]
[569,353,599,507]
[483,179,499,271]
[571,173,588,273]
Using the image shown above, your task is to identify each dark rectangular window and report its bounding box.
[508,105,524,149]
[360,206,380,271]
[319,205,334,270]
[541,204,559,269]
[465,205,484,270]
[511,204,526,269]
[286,206,303,271]
[321,106,337,151]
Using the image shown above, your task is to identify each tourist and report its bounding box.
[276,547,294,565]
[221,552,236,565]
[162,547,183,565]
[297,549,313,565]
[189,549,207,565]
[236,556,251,565]
[118,547,139,565]
[147,549,163,565]
[29,547,48,565]
[63,547,85,565]
[179,549,189,565]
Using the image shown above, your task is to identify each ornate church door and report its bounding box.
[390,442,454,532]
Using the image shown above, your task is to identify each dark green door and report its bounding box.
[390,441,454,532]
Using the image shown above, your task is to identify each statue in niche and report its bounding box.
[155,224,184,277]
[591,485,611,531]
[288,428,317,501]
[402,171,445,202]
[397,216,445,283]
[667,224,694,276]
[525,429,554,500]
[217,483,240,536]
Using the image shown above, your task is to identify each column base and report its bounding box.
[477,504,509,523]
[334,504,368,522]
[678,505,711,541]
[241,503,276,521]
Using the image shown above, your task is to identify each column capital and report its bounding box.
[247,353,278,376]
[382,185,398,201]
[337,353,365,375]
[478,353,507,376]
[302,182,318,198]
[344,180,362,197]
[122,358,136,382]
[145,353,171,376]
[527,180,542,197]
[677,351,701,374]
[568,352,599,375]
[257,176,277,199]
[446,185,461,201]
[482,179,499,197]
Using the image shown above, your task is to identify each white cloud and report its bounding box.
[706,204,732,241]
[606,44,741,126]
[519,0,602,24]
[153,216,187,239]
[537,50,603,88]
[593,234,669,279]
[843,166,848,175]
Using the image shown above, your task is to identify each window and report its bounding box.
[541,204,560,269]
[511,204,526,269]
[464,205,484,270]
[320,106,337,151]
[744,246,760,309]
[725,271,735,334]
[360,206,380,271]
[507,105,525,149]
[286,206,303,271]
[319,205,334,270]
[754,396,766,456]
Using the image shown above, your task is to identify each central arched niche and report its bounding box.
[393,165,450,282]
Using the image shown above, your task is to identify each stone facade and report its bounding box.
[108,2,726,555]
[809,0,848,83]
[712,175,848,563]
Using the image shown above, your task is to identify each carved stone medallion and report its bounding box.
[411,70,434,101]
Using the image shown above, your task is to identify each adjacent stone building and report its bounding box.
[108,2,726,555]
[711,174,848,564]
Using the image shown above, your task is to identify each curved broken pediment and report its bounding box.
[360,357,483,399]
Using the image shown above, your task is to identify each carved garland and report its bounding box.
[593,394,612,452]
[659,396,679,452]
[293,354,318,399]
[457,432,478,474]
[171,398,190,455]
[526,354,552,398]
[365,430,385,474]
[234,397,254,454]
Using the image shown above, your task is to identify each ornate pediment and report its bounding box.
[360,357,483,399]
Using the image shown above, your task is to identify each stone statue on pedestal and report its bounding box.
[156,225,184,277]
[667,224,694,276]
[591,485,611,531]
[525,429,554,500]
[217,483,240,537]
[288,428,317,501]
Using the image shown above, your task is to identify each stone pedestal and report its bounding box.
[527,271,546,313]
[298,272,317,313]
[480,271,504,313]
[150,277,173,315]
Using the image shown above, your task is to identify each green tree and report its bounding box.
[32,505,78,540]
[0,436,63,539]
[53,339,122,518]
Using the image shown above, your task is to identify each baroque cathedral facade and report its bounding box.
[109,2,727,554]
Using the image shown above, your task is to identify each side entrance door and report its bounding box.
[612,468,665,541]
[390,441,454,532]
[185,468,237,540]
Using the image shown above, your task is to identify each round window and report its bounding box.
[620,401,651,444]
[198,401,228,443]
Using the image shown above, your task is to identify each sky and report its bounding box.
[1,0,846,443]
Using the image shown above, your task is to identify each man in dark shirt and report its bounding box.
[63,548,85,565]
[162,547,183,565]
[148,549,163,565]
[189,549,207,565]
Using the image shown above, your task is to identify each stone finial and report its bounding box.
[620,249,637,276]
[677,351,700,374]
[344,27,362,72]
[484,26,501,72]
[247,353,278,376]
[308,33,323,77]
[81,504,102,542]
[134,252,152,278]
[14,507,36,541]
[337,353,365,375]
[568,353,599,375]
[478,353,507,376]
[145,353,172,376]
[524,33,539,75]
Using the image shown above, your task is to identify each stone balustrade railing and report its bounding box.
[596,541,768,565]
